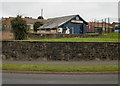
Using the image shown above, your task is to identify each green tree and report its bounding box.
[33,21,44,32]
[38,16,44,19]
[11,15,28,40]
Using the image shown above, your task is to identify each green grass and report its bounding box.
[102,33,119,38]
[10,33,119,42]
[2,64,119,72]
[29,37,118,42]
[28,29,36,33]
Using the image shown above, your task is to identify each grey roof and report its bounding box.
[40,15,78,29]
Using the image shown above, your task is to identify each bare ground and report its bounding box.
[2,60,118,66]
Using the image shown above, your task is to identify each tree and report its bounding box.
[38,16,44,19]
[33,21,44,32]
[11,15,28,40]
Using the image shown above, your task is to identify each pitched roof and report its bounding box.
[41,15,87,29]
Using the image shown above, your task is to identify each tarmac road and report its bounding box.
[2,73,118,84]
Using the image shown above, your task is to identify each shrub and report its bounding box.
[38,16,44,19]
[11,15,28,40]
[33,21,44,32]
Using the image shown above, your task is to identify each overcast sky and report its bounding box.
[0,0,119,22]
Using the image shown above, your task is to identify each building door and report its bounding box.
[75,23,82,34]
[80,24,83,33]
[70,24,81,34]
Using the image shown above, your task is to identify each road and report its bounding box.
[2,73,118,84]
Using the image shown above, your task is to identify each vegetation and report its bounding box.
[102,33,119,39]
[17,33,119,42]
[11,15,28,40]
[38,16,44,19]
[2,64,118,72]
[28,29,37,33]
[33,21,44,32]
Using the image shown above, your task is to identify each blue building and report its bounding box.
[40,15,88,34]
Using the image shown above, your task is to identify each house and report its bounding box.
[2,17,44,31]
[86,22,113,33]
[39,15,88,34]
[23,17,44,30]
[111,22,120,32]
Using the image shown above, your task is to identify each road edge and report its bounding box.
[2,70,119,74]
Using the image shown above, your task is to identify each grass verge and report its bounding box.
[2,64,119,72]
[9,33,119,42]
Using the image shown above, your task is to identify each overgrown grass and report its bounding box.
[2,64,119,72]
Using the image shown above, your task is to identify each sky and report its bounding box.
[0,0,119,22]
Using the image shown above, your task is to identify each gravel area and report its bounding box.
[2,60,118,66]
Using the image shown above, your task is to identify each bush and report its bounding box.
[11,15,28,40]
[38,16,44,19]
[33,21,44,32]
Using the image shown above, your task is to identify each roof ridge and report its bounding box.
[48,14,77,20]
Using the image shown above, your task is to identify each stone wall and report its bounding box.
[28,33,101,39]
[2,41,119,61]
